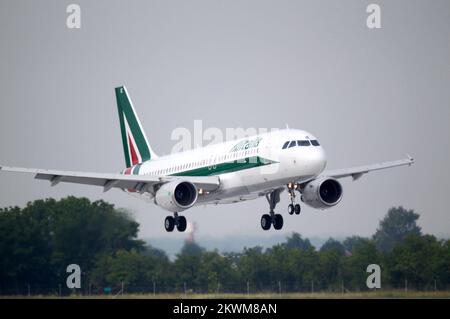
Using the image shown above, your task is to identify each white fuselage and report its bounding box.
[0,85,414,232]
[124,129,327,206]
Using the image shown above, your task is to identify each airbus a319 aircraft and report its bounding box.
[0,87,414,232]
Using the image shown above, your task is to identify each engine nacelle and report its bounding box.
[301,178,343,209]
[154,181,198,212]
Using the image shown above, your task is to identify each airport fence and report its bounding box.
[1,280,449,296]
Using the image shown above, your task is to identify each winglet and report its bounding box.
[406,154,414,165]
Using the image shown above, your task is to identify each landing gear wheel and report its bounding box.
[294,204,301,215]
[273,214,284,230]
[177,216,187,232]
[261,214,271,230]
[288,204,294,215]
[165,216,175,232]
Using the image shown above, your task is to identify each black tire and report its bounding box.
[294,204,301,215]
[261,214,271,230]
[288,204,294,215]
[165,216,175,232]
[177,216,187,232]
[273,214,284,230]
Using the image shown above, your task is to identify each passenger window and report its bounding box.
[282,141,289,149]
[311,140,320,146]
[288,141,296,148]
[298,140,311,146]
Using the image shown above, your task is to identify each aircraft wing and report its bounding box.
[0,165,220,193]
[318,155,414,181]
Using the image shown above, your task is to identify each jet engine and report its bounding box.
[301,178,343,209]
[154,181,198,212]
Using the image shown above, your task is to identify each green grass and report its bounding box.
[2,290,450,299]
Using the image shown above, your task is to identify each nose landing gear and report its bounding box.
[288,203,301,215]
[287,183,301,215]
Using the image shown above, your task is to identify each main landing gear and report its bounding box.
[261,189,284,230]
[260,184,302,231]
[165,212,187,232]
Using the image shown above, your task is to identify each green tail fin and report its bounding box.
[115,86,157,167]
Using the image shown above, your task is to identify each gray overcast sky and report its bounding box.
[0,0,449,241]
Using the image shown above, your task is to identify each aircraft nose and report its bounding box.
[310,146,327,174]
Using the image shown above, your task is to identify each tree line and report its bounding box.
[0,197,448,295]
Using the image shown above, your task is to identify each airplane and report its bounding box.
[0,86,414,232]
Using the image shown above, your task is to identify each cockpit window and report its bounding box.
[297,140,311,146]
[283,140,317,149]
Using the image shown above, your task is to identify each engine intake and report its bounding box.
[301,178,343,209]
[155,181,198,212]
